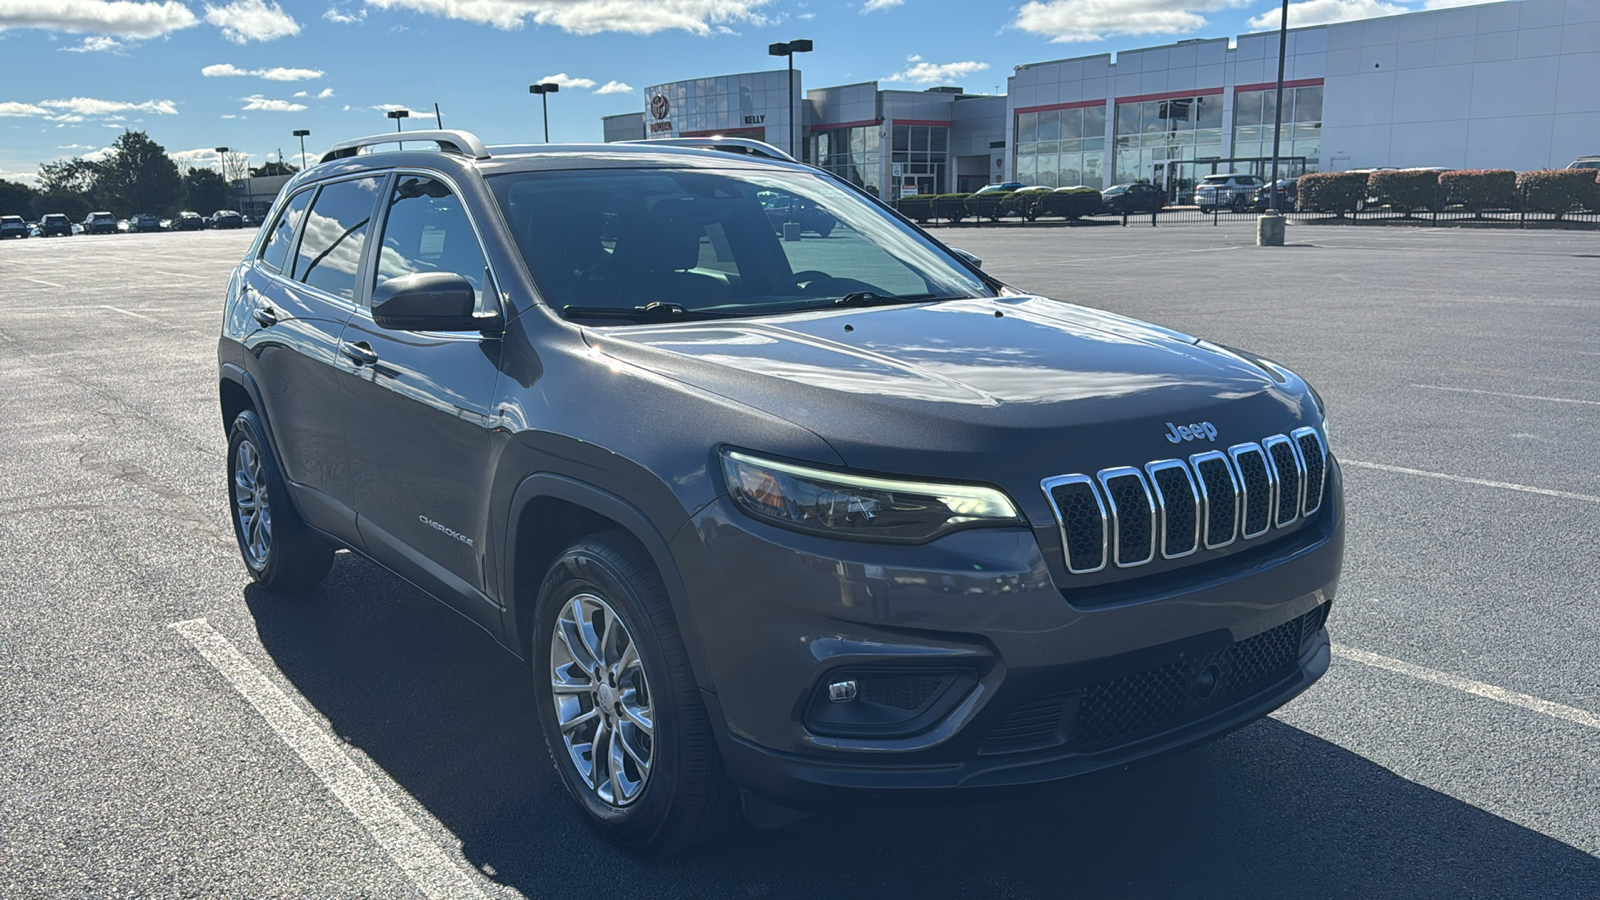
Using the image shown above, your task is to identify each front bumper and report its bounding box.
[672,463,1344,807]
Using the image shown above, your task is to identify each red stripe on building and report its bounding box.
[677,127,764,137]
[1234,78,1325,93]
[1113,86,1224,105]
[1015,98,1106,115]
[808,118,881,131]
[890,119,952,127]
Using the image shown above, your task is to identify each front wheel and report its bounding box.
[227,410,335,591]
[532,532,739,855]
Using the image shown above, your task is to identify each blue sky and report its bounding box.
[0,0,1485,181]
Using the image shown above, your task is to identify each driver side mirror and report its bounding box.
[372,272,498,332]
[949,247,983,269]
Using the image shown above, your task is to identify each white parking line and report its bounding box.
[1332,644,1600,732]
[153,270,202,279]
[22,276,64,288]
[102,306,150,319]
[1412,384,1600,407]
[170,618,489,900]
[1341,459,1600,505]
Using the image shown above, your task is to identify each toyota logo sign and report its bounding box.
[649,94,670,120]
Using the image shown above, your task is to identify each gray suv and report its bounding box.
[218,130,1342,854]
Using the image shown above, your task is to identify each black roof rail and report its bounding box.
[623,137,797,163]
[319,129,491,163]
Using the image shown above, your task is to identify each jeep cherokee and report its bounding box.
[218,130,1342,854]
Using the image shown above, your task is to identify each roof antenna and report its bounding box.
[434,103,443,128]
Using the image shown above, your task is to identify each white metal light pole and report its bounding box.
[529,83,560,142]
[768,39,812,158]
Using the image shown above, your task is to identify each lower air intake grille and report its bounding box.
[977,692,1075,755]
[859,676,944,710]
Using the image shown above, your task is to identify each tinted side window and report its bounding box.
[294,176,382,301]
[259,189,312,273]
[373,175,487,308]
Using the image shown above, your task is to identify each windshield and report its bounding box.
[489,166,991,322]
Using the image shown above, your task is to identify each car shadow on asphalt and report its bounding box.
[246,553,1600,900]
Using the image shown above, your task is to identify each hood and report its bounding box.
[584,295,1317,483]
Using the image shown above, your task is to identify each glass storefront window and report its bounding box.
[1016,105,1107,190]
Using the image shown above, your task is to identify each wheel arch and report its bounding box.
[501,473,717,694]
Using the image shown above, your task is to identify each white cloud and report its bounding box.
[0,168,42,184]
[204,0,301,43]
[1015,0,1249,43]
[862,0,903,11]
[222,113,240,118]
[1248,0,1407,29]
[539,72,597,89]
[594,80,634,94]
[1420,0,1487,8]
[0,101,51,117]
[41,97,178,115]
[172,147,227,165]
[242,94,308,112]
[316,87,334,98]
[365,0,774,35]
[293,90,307,97]
[82,146,117,161]
[59,35,124,52]
[0,0,198,37]
[57,143,96,149]
[323,4,366,23]
[883,59,990,84]
[203,62,325,80]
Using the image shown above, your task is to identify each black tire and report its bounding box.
[226,409,335,591]
[532,531,739,855]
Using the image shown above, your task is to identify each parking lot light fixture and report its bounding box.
[768,39,812,158]
[386,109,410,132]
[530,83,560,142]
[293,129,310,170]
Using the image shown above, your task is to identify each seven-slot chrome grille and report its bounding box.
[1042,427,1327,574]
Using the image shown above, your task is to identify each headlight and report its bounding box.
[720,450,1021,542]
[1307,383,1331,444]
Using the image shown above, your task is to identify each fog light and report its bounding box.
[827,680,858,703]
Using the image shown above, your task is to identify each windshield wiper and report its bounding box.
[832,291,943,308]
[560,302,749,323]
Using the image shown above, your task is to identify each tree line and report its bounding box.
[0,130,298,222]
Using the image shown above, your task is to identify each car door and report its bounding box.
[337,171,506,634]
[239,178,381,544]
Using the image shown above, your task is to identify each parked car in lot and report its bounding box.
[1099,182,1167,214]
[0,215,30,239]
[1564,156,1599,171]
[973,181,1025,194]
[82,211,119,235]
[219,129,1341,855]
[209,209,245,229]
[174,211,207,231]
[1254,178,1299,212]
[39,213,74,236]
[1194,174,1263,212]
[128,213,163,233]
[757,189,838,237]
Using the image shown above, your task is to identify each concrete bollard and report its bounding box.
[1256,213,1285,246]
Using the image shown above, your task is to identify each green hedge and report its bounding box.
[1041,188,1103,220]
[1439,170,1516,214]
[929,193,973,223]
[896,196,932,223]
[966,190,1014,222]
[1298,172,1368,216]
[1001,188,1052,221]
[1368,170,1441,217]
[1517,169,1600,218]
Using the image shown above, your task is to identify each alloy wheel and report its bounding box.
[549,592,655,807]
[233,439,272,569]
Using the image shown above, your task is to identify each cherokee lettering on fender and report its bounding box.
[418,515,474,547]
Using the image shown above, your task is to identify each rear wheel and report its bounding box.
[532,532,739,855]
[227,410,335,591]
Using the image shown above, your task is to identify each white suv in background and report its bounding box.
[1194,174,1263,212]
[1568,156,1600,171]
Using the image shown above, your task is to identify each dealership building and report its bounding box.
[604,0,1599,200]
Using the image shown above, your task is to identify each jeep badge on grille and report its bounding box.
[1165,421,1219,443]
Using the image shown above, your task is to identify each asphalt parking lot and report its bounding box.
[2,224,1597,898]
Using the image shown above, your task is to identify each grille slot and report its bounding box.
[1292,427,1326,515]
[1044,475,1107,574]
[978,692,1075,755]
[1146,460,1199,558]
[1190,451,1238,549]
[1098,468,1156,567]
[1066,608,1317,751]
[1263,435,1303,528]
[1229,444,1275,539]
[859,676,944,710]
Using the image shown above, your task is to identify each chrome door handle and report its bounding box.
[251,305,278,327]
[340,341,379,366]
